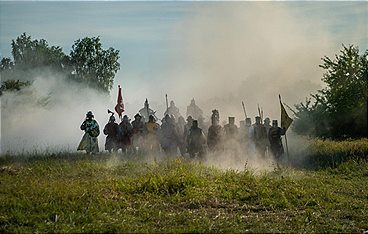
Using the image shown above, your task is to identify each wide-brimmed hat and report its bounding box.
[86,111,94,118]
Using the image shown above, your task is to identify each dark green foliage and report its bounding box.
[0,79,31,95]
[293,45,368,139]
[0,33,120,93]
[70,37,120,92]
[10,33,67,72]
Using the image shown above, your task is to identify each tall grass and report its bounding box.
[1,147,368,232]
[306,138,368,168]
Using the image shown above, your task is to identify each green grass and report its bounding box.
[304,138,368,168]
[1,140,368,233]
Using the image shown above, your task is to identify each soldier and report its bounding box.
[138,98,158,122]
[186,98,203,120]
[144,115,160,152]
[187,120,206,158]
[252,116,268,157]
[268,120,286,161]
[177,116,186,156]
[224,117,239,139]
[183,116,194,147]
[131,113,145,152]
[103,114,119,153]
[78,111,100,154]
[245,118,255,154]
[118,115,133,153]
[207,109,223,151]
[159,114,180,156]
[164,100,181,120]
[264,117,272,137]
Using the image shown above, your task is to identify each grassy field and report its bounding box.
[1,139,368,233]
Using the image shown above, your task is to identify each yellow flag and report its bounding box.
[279,95,293,131]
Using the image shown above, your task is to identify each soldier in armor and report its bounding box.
[245,118,255,154]
[144,115,160,152]
[268,120,286,161]
[207,109,223,151]
[183,116,194,153]
[103,114,119,153]
[164,100,181,120]
[252,116,268,157]
[118,115,133,153]
[187,120,206,158]
[138,98,158,122]
[78,111,100,154]
[177,116,186,156]
[263,117,272,137]
[131,113,145,153]
[159,114,180,156]
[224,117,239,139]
[186,98,203,120]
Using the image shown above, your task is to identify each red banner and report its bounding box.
[115,85,124,119]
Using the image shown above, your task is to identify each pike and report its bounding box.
[165,94,169,113]
[257,104,262,123]
[241,101,248,119]
[145,98,150,120]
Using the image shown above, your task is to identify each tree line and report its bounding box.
[0,33,120,93]
[292,45,367,139]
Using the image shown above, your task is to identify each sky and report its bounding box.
[0,1,367,120]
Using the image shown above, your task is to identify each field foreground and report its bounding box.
[1,149,368,232]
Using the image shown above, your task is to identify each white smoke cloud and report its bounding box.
[1,71,114,154]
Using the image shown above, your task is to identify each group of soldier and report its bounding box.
[77,98,286,161]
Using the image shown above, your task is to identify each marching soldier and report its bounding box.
[268,120,286,161]
[164,100,181,120]
[138,99,158,122]
[118,115,133,153]
[187,120,206,158]
[144,115,160,152]
[224,117,238,139]
[131,113,145,153]
[207,109,223,151]
[159,114,180,156]
[103,113,119,153]
[78,111,100,154]
[252,116,268,157]
[186,98,203,120]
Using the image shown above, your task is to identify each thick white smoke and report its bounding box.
[1,2,366,170]
[1,71,113,154]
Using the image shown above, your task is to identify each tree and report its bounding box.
[1,33,120,93]
[0,79,31,96]
[293,45,368,138]
[11,32,67,71]
[70,37,120,92]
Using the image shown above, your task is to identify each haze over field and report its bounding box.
[0,1,367,154]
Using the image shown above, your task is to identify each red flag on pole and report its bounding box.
[115,85,124,119]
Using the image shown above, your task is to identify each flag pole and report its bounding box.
[279,94,290,162]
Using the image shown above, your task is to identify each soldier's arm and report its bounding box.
[80,121,86,131]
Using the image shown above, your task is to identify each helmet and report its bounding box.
[86,111,94,118]
[109,115,116,122]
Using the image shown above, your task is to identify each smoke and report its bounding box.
[1,70,114,154]
[153,3,363,124]
[1,3,366,171]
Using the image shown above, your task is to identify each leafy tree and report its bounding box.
[1,33,120,93]
[293,45,368,139]
[70,37,120,92]
[0,79,31,96]
[11,32,67,71]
